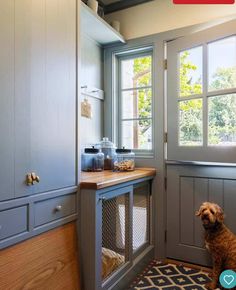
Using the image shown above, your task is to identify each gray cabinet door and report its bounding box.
[28,0,76,195]
[0,1,15,201]
[0,0,76,201]
[167,165,236,266]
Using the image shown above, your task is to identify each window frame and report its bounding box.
[167,19,236,163]
[117,48,154,156]
[177,35,236,147]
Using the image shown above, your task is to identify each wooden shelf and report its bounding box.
[80,1,126,45]
[80,168,156,189]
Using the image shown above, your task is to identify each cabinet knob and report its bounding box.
[55,205,62,212]
[26,172,40,185]
[26,173,33,186]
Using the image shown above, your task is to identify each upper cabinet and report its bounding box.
[80,1,125,45]
[0,0,76,201]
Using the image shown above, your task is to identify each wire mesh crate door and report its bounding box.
[101,193,130,280]
[133,184,150,252]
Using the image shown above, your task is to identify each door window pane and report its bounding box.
[122,119,152,150]
[208,94,236,146]
[208,36,236,91]
[179,46,203,97]
[121,56,152,89]
[179,99,203,146]
[122,89,152,119]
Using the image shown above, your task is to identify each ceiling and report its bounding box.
[101,0,120,4]
[99,0,154,14]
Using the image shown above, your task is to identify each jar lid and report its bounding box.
[116,148,132,153]
[99,137,116,149]
[84,147,99,153]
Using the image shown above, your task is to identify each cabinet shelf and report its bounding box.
[81,1,125,45]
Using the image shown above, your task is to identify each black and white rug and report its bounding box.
[129,261,212,290]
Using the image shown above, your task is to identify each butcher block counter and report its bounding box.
[80,167,156,190]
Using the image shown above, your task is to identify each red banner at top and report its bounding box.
[173,0,235,3]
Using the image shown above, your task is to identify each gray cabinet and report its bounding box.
[0,0,77,249]
[0,0,76,202]
[80,177,154,290]
[0,1,15,202]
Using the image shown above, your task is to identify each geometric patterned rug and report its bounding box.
[129,261,213,290]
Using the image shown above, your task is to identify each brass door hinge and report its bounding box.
[164,59,167,70]
[164,176,167,190]
[164,132,168,143]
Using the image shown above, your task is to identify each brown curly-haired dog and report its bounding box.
[196,202,236,290]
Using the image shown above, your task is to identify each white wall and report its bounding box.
[80,33,104,147]
[105,0,236,39]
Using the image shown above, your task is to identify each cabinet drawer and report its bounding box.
[0,206,28,241]
[34,194,76,227]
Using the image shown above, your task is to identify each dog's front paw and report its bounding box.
[205,281,217,290]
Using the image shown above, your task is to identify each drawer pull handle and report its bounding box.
[55,205,62,212]
[26,172,40,185]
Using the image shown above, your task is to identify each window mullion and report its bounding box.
[203,43,208,147]
[121,85,152,92]
[118,56,122,148]
[121,117,152,122]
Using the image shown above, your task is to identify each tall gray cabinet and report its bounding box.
[0,0,77,249]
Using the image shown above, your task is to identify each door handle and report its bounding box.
[26,172,40,185]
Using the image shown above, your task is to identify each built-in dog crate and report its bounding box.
[80,177,154,290]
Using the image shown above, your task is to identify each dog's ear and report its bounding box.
[195,205,204,216]
[195,210,201,216]
[216,205,224,223]
[195,203,205,216]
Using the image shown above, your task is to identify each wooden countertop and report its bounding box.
[80,168,156,190]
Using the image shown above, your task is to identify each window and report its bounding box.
[178,35,236,147]
[118,50,153,152]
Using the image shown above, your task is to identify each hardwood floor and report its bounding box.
[0,222,80,290]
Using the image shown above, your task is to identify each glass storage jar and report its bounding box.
[114,148,135,171]
[81,147,104,172]
[96,137,117,170]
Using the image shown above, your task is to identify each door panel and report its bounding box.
[166,20,236,265]
[180,177,194,246]
[194,178,208,248]
[167,19,236,163]
[167,165,236,266]
[0,1,15,201]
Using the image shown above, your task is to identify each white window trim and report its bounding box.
[115,48,154,157]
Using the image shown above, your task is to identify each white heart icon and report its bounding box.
[223,275,234,285]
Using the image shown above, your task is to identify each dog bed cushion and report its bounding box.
[102,247,125,279]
